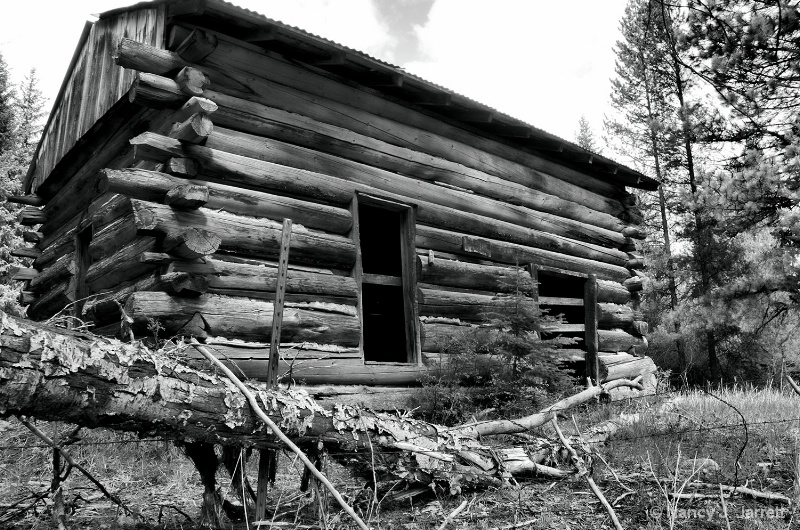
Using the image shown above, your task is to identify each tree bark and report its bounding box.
[0,311,645,494]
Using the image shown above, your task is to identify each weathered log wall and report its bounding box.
[12,15,651,388]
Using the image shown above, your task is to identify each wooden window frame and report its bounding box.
[351,193,421,365]
[529,264,598,382]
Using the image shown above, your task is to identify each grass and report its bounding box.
[3,382,800,529]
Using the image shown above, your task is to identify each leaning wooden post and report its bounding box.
[265,218,292,386]
[256,218,292,521]
[584,274,599,384]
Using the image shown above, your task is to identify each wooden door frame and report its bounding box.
[351,192,421,365]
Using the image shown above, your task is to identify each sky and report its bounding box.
[0,0,628,142]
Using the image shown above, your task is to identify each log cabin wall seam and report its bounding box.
[14,0,657,407]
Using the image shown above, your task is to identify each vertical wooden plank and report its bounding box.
[349,196,364,358]
[77,25,98,137]
[154,4,167,48]
[265,219,292,386]
[527,264,540,305]
[584,273,599,384]
[72,226,93,318]
[400,206,420,364]
[254,449,277,522]
[258,218,291,521]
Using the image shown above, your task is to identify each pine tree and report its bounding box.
[0,52,14,154]
[606,0,689,371]
[13,68,45,168]
[575,115,601,152]
[0,60,46,316]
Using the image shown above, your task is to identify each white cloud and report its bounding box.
[403,0,627,140]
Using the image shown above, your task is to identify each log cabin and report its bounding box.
[9,0,658,410]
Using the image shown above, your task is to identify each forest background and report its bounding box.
[0,0,799,385]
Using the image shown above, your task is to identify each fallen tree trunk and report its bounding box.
[0,311,646,494]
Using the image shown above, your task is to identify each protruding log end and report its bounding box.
[626,258,645,270]
[622,226,646,240]
[167,272,210,297]
[173,96,218,122]
[129,73,184,108]
[19,291,37,306]
[623,276,643,292]
[7,195,45,207]
[23,231,43,243]
[173,28,219,63]
[175,66,210,97]
[165,184,210,209]
[168,114,213,144]
[11,247,43,259]
[140,252,174,265]
[18,206,46,226]
[9,267,38,281]
[631,320,649,337]
[163,228,222,260]
[165,157,199,177]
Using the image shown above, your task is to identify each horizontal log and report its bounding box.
[175,65,210,96]
[631,320,649,336]
[173,96,218,122]
[86,237,159,292]
[23,231,43,243]
[219,358,428,385]
[128,199,356,268]
[83,271,210,326]
[418,258,530,293]
[165,157,199,176]
[597,303,637,329]
[209,127,629,234]
[167,257,357,300]
[419,288,533,321]
[18,206,46,225]
[622,226,646,240]
[19,291,36,306]
[11,247,41,259]
[27,278,76,320]
[124,292,360,345]
[7,195,45,206]
[538,297,583,306]
[420,322,474,352]
[120,39,629,198]
[132,72,628,223]
[206,128,628,248]
[10,267,38,281]
[89,213,140,261]
[131,134,629,263]
[168,113,213,143]
[99,168,352,235]
[598,329,648,354]
[162,228,222,259]
[599,353,656,383]
[29,255,76,293]
[626,258,645,269]
[133,132,626,251]
[623,276,644,292]
[140,252,173,264]
[300,385,422,412]
[416,226,632,282]
[164,184,209,208]
[596,280,631,304]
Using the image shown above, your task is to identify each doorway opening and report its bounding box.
[356,198,418,363]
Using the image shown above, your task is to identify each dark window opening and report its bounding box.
[362,283,408,362]
[359,204,402,276]
[537,270,586,350]
[356,200,415,363]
